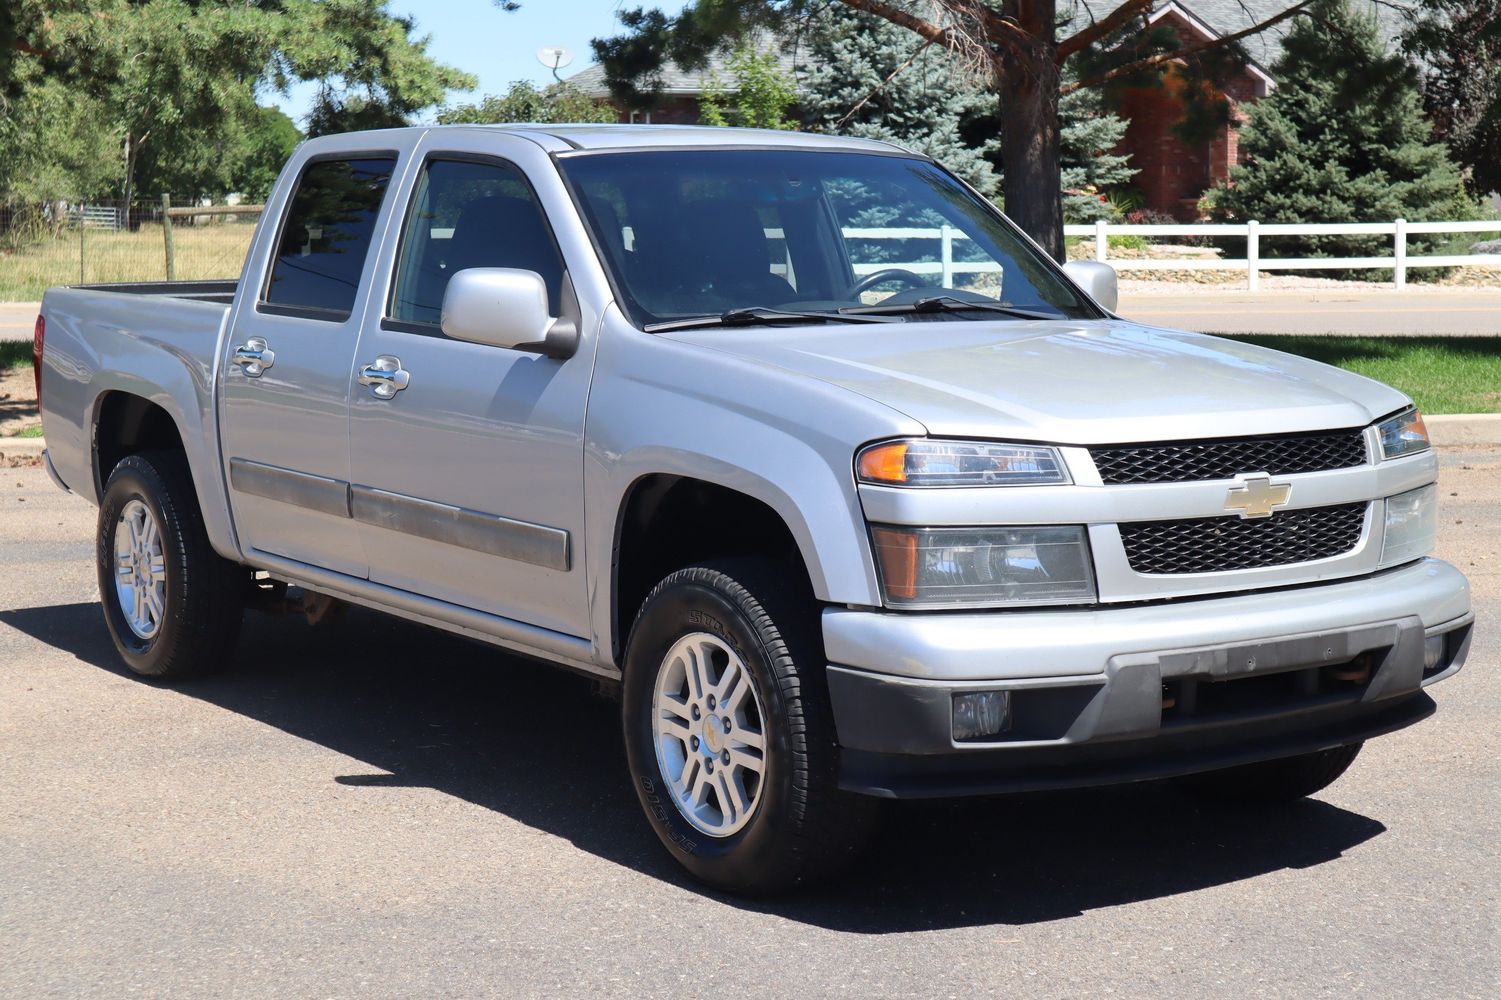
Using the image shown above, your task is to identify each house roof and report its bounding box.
[566,35,804,100]
[1063,1,1404,69]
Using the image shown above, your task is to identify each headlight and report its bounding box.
[857,439,1069,487]
[1376,409,1430,460]
[1380,483,1437,567]
[869,524,1096,608]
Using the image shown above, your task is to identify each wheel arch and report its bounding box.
[609,473,823,663]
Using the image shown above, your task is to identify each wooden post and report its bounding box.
[1247,220,1260,292]
[161,194,176,281]
[79,203,86,283]
[1095,219,1108,262]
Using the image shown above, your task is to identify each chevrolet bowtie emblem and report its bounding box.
[1225,473,1292,519]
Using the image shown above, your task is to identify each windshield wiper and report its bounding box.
[841,296,1063,321]
[645,306,902,333]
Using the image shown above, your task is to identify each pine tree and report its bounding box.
[799,6,1000,196]
[1211,0,1472,261]
[1058,85,1135,223]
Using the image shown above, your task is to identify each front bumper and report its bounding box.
[823,558,1473,798]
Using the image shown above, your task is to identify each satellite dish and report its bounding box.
[536,46,574,79]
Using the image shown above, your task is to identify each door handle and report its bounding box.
[231,338,275,377]
[357,355,410,400]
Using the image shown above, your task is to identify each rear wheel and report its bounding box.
[1177,743,1364,802]
[97,452,245,679]
[621,559,874,893]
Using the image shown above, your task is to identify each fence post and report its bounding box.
[1393,218,1407,290]
[940,225,954,289]
[1246,220,1260,292]
[79,202,86,283]
[1094,219,1108,262]
[161,194,176,281]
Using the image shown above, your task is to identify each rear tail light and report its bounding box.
[32,314,44,413]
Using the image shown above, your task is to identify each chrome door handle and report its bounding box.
[231,338,275,377]
[357,355,410,400]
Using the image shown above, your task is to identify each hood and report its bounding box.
[660,319,1410,444]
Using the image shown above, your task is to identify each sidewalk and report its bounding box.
[1,302,39,342]
[1118,287,1501,336]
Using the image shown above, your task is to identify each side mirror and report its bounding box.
[440,267,579,359]
[1062,260,1119,313]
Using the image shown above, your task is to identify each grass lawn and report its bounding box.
[0,341,30,370]
[0,222,252,300]
[1225,336,1501,415]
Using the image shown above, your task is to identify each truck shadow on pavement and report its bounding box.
[3,600,1389,931]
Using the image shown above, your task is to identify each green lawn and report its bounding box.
[0,341,30,371]
[1226,336,1501,415]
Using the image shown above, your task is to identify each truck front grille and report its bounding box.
[1121,502,1367,574]
[1091,430,1368,485]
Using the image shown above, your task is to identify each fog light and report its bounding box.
[1423,635,1445,674]
[953,691,1010,741]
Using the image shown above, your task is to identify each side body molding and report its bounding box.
[226,458,570,572]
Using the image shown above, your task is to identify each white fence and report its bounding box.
[1062,219,1501,290]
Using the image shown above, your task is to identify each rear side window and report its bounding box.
[388,157,565,327]
[263,156,396,319]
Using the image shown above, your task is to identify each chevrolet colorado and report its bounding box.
[34,125,1473,892]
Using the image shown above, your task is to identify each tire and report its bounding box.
[96,451,245,679]
[621,559,875,894]
[1177,743,1364,803]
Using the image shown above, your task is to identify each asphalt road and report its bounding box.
[1118,289,1501,336]
[2,453,1497,999]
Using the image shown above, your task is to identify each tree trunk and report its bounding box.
[121,132,136,232]
[999,1,1064,261]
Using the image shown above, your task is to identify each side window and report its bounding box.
[389,158,565,327]
[263,156,396,319]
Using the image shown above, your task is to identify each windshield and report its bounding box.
[557,148,1096,328]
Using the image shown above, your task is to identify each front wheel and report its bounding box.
[1177,743,1364,802]
[621,560,874,893]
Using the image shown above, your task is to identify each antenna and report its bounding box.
[536,46,574,82]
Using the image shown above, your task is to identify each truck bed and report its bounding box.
[70,279,239,305]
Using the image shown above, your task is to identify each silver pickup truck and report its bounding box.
[34,125,1473,893]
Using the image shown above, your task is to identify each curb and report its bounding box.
[0,437,45,458]
[1425,414,1501,447]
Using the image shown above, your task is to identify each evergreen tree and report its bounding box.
[800,6,999,195]
[1211,0,1472,261]
[1058,86,1135,222]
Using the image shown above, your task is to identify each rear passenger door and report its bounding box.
[219,149,405,578]
[345,136,597,638]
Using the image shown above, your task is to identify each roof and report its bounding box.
[565,33,804,100]
[1063,1,1404,69]
[426,123,904,154]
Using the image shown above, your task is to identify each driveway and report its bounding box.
[1,453,1497,999]
[0,302,38,342]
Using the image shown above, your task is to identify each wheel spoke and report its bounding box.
[727,746,763,775]
[716,769,751,821]
[716,659,749,712]
[659,695,693,722]
[688,764,712,808]
[141,514,159,553]
[144,585,165,624]
[730,727,765,752]
[131,584,146,627]
[677,753,700,793]
[681,646,704,702]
